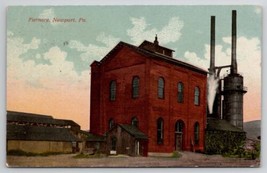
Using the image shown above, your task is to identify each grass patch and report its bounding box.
[171,151,182,158]
[7,150,69,157]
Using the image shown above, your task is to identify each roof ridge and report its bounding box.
[97,41,207,74]
[139,40,175,51]
[120,42,207,73]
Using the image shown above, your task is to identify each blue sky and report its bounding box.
[7,6,261,72]
[7,6,262,129]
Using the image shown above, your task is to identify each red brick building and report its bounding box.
[90,37,207,155]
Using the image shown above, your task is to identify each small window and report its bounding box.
[157,118,164,144]
[109,118,114,129]
[110,80,116,101]
[132,76,139,98]
[194,122,200,145]
[194,87,200,105]
[177,82,184,103]
[158,77,165,99]
[131,117,139,127]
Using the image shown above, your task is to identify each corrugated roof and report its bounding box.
[99,41,207,74]
[206,118,245,133]
[7,124,81,142]
[7,111,53,122]
[119,124,148,140]
[7,111,80,127]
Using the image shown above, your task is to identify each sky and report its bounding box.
[6,6,262,130]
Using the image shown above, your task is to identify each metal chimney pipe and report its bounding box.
[209,16,216,75]
[231,10,238,74]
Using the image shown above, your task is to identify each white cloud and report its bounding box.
[254,6,262,15]
[184,51,208,70]
[69,33,119,62]
[127,17,184,45]
[69,41,110,62]
[96,32,120,47]
[44,46,67,65]
[39,8,55,19]
[183,36,261,120]
[7,33,89,89]
[7,31,41,68]
[39,8,58,26]
[70,17,184,64]
[36,54,41,59]
[184,36,261,86]
[184,44,231,71]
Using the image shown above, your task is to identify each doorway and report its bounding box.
[110,136,117,155]
[175,120,184,151]
[135,140,140,156]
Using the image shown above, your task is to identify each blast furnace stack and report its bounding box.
[222,10,247,129]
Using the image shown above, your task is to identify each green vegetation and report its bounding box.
[205,129,260,160]
[171,151,182,158]
[205,130,246,155]
[223,141,260,160]
[7,149,69,157]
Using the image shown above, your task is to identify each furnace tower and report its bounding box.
[222,10,247,129]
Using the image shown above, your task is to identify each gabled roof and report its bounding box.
[118,124,148,140]
[98,41,207,74]
[7,111,80,128]
[206,118,245,133]
[7,111,53,122]
[7,124,81,142]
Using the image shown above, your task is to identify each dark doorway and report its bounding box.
[175,132,183,151]
[110,136,117,155]
[175,120,184,151]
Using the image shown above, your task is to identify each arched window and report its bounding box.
[110,80,116,101]
[177,82,184,103]
[132,76,139,98]
[194,122,200,145]
[158,77,165,99]
[157,118,164,144]
[109,118,114,129]
[131,117,139,127]
[175,120,184,133]
[194,87,200,105]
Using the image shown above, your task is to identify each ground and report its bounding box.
[6,151,260,168]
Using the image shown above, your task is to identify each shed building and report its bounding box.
[6,111,82,154]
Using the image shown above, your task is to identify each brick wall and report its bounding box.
[90,44,207,153]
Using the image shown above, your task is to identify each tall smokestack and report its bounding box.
[209,16,216,75]
[231,10,238,74]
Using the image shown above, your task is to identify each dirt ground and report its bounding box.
[6,151,260,168]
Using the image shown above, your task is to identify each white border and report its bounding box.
[1,0,266,173]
